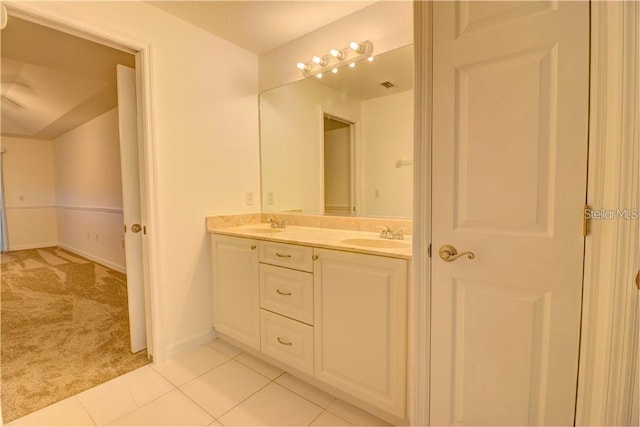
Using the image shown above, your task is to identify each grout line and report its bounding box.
[213,380,272,422]
[74,396,99,426]
[272,373,337,411]
[172,388,218,426]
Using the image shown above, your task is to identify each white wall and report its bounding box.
[1,136,57,250]
[259,1,413,91]
[260,78,360,214]
[360,90,413,218]
[13,1,261,359]
[53,108,126,271]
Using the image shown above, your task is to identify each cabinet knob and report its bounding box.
[250,245,257,250]
[312,255,319,260]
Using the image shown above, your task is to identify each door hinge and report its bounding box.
[124,224,127,233]
[583,205,591,237]
[428,243,432,258]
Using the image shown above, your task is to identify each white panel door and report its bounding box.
[431,2,589,425]
[116,64,146,354]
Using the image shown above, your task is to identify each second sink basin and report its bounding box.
[341,238,410,249]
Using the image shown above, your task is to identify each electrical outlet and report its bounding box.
[374,189,380,199]
[267,191,274,205]
[245,191,254,206]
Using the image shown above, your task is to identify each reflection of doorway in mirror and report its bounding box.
[323,115,354,216]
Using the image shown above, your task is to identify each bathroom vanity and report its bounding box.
[208,219,411,423]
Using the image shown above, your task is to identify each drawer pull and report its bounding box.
[251,245,257,250]
[277,337,293,346]
[276,289,292,296]
[275,253,292,258]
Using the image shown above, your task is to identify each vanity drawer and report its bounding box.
[259,241,313,272]
[260,309,314,376]
[260,264,313,325]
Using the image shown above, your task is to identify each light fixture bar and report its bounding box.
[298,40,374,78]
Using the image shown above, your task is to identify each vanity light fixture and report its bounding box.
[329,48,344,60]
[296,40,374,78]
[312,55,328,66]
[349,41,365,53]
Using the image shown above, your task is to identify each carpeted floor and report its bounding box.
[0,247,150,423]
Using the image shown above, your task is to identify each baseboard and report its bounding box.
[6,242,58,251]
[163,328,218,361]
[57,243,126,274]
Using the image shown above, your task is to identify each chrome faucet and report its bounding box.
[267,218,286,229]
[377,226,405,240]
[377,226,393,239]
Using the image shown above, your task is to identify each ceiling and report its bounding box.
[1,16,135,140]
[0,2,377,140]
[148,1,375,55]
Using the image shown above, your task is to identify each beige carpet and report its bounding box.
[1,247,149,423]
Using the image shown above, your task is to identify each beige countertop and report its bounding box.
[208,223,412,260]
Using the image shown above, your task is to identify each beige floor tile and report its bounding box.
[208,338,243,358]
[107,390,214,426]
[121,365,175,406]
[235,352,284,380]
[180,359,270,418]
[7,397,95,426]
[218,383,323,426]
[275,373,336,408]
[152,345,229,386]
[310,410,354,426]
[326,400,391,426]
[77,377,137,425]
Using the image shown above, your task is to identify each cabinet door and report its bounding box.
[210,234,260,350]
[314,248,408,418]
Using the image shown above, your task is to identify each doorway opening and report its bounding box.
[323,114,355,216]
[0,13,150,423]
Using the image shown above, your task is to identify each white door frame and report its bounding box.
[5,3,162,361]
[411,1,639,425]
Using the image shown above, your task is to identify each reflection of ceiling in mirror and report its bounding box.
[314,44,413,101]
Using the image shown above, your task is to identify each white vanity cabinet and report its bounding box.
[313,248,408,418]
[210,232,408,421]
[210,234,260,350]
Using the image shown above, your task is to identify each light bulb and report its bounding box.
[329,48,343,59]
[296,62,309,71]
[367,56,374,62]
[312,55,327,66]
[331,68,338,74]
[350,41,364,53]
[316,73,323,79]
[349,62,356,68]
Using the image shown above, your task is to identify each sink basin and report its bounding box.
[340,238,409,249]
[241,228,284,234]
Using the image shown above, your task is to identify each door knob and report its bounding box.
[439,244,475,262]
[131,224,142,233]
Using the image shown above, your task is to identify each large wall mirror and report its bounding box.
[260,44,414,218]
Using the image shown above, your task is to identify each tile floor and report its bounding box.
[7,339,391,426]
